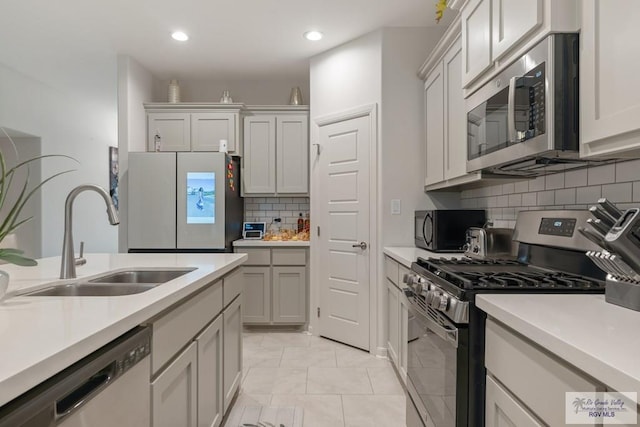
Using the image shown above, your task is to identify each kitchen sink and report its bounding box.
[87,268,196,285]
[24,268,197,297]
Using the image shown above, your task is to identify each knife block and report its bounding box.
[605,276,640,311]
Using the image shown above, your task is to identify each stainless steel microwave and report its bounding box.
[466,33,586,177]
[415,210,486,252]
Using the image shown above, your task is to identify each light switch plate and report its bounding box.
[391,199,401,215]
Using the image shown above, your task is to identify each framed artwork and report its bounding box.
[109,146,119,211]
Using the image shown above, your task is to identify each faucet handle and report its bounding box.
[75,241,87,266]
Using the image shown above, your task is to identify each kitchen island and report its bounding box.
[0,252,246,409]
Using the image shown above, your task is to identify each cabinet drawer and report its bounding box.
[235,248,270,265]
[272,248,307,265]
[223,267,243,307]
[385,256,399,285]
[485,319,601,426]
[151,280,223,374]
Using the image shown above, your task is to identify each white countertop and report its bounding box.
[0,252,246,407]
[383,246,462,268]
[477,294,640,394]
[233,239,310,247]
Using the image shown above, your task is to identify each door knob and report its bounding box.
[352,241,368,250]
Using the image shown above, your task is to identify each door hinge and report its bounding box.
[317,226,320,236]
[317,307,320,318]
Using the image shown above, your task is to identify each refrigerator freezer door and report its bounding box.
[128,152,177,249]
[177,152,226,249]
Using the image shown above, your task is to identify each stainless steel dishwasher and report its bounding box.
[0,326,151,427]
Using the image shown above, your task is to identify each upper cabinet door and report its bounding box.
[148,113,191,151]
[581,0,640,157]
[443,36,467,181]
[462,0,492,87]
[191,112,237,153]
[492,0,542,61]
[424,62,445,187]
[276,115,309,194]
[244,115,277,194]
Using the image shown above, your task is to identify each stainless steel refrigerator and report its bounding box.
[128,152,243,252]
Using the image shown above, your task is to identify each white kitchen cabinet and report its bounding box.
[485,375,543,427]
[223,297,242,413]
[384,255,409,383]
[460,0,577,91]
[485,319,602,426]
[443,37,467,181]
[580,0,640,158]
[235,246,308,325]
[148,113,191,152]
[243,116,276,194]
[461,0,492,87]
[242,266,272,323]
[273,266,306,324]
[386,279,400,366]
[148,269,242,426]
[491,0,542,62]
[145,103,243,153]
[197,316,223,427]
[151,342,198,427]
[420,22,483,191]
[424,62,445,187]
[243,107,309,196]
[191,112,237,152]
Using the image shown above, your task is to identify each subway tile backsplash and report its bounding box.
[244,197,310,231]
[460,160,640,228]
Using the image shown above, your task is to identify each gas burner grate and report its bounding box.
[473,271,601,289]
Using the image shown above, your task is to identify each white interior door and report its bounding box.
[317,112,372,351]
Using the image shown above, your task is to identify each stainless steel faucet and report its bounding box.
[60,184,119,279]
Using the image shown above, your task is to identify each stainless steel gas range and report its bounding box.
[402,210,607,427]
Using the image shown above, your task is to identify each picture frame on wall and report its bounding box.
[109,146,119,211]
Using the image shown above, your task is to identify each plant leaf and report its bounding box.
[0,248,25,255]
[0,250,37,266]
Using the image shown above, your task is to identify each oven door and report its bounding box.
[405,291,460,427]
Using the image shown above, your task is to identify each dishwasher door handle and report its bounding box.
[55,362,115,420]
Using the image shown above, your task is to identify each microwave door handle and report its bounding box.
[507,76,518,143]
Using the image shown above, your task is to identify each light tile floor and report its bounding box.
[224,330,407,427]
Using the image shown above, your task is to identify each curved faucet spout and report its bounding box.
[60,184,119,279]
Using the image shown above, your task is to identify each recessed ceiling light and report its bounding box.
[303,31,323,41]
[171,31,189,41]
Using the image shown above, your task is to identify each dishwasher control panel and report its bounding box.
[115,337,150,376]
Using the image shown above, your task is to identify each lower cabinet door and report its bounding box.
[486,375,543,427]
[152,342,198,427]
[386,280,400,367]
[399,293,409,379]
[223,297,242,413]
[242,266,271,323]
[197,316,223,427]
[272,266,306,324]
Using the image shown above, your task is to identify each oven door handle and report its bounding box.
[507,75,518,143]
[423,315,459,348]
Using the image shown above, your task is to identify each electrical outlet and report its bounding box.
[391,199,401,215]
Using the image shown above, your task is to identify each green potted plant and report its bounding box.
[0,128,75,297]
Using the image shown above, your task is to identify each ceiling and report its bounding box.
[0,0,454,81]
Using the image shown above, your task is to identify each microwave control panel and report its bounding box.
[515,62,545,141]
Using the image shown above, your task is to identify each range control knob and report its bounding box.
[438,294,450,311]
[473,245,480,253]
[426,290,438,307]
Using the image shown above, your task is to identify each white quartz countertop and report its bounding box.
[477,294,640,394]
[383,246,462,268]
[0,252,247,407]
[233,239,310,247]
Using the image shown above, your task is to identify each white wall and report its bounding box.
[0,60,119,257]
[117,56,157,252]
[380,27,460,247]
[0,135,42,259]
[153,79,310,105]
